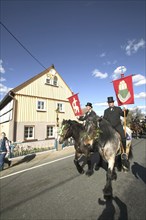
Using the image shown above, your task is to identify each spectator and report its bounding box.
[0,132,11,171]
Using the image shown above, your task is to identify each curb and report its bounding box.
[9,145,74,161]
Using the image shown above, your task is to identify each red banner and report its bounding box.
[113,75,134,106]
[68,93,82,116]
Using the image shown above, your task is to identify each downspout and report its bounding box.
[8,91,17,142]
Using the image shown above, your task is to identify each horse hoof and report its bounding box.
[112,172,117,180]
[103,190,112,197]
[78,169,85,174]
[85,170,94,176]
[94,165,100,171]
[103,187,113,197]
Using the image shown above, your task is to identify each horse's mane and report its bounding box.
[99,118,117,142]
[68,120,84,130]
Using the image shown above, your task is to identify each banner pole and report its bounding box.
[124,109,127,136]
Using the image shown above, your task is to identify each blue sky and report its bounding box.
[0,0,146,116]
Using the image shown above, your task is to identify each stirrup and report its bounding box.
[121,153,128,160]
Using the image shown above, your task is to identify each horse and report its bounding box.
[59,119,100,176]
[59,118,133,197]
[87,117,133,197]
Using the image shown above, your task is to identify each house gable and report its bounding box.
[11,65,73,100]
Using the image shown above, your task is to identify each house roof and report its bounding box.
[0,65,73,109]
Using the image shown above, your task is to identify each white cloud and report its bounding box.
[100,52,106,58]
[129,105,146,114]
[94,102,107,107]
[0,83,11,94]
[103,60,117,66]
[112,66,127,80]
[94,100,118,107]
[132,74,146,86]
[0,77,6,82]
[134,92,146,99]
[0,83,13,100]
[92,69,108,79]
[124,39,145,56]
[0,60,5,74]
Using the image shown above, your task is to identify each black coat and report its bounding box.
[103,106,129,128]
[79,110,97,122]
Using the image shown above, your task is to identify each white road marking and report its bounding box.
[0,154,74,180]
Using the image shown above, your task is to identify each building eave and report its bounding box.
[0,91,15,110]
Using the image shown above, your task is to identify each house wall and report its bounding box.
[15,73,72,100]
[0,69,77,148]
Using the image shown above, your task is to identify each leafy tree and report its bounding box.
[127,107,145,125]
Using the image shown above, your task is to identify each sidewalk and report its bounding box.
[10,145,75,161]
[2,145,75,173]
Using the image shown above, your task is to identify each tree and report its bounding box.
[126,107,145,125]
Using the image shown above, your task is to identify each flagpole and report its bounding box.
[119,66,127,137]
[124,109,127,137]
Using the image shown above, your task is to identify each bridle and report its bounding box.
[59,124,70,140]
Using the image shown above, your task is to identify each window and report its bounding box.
[45,75,58,87]
[53,76,58,86]
[37,100,46,111]
[24,126,34,140]
[47,126,54,138]
[46,78,51,84]
[57,103,64,112]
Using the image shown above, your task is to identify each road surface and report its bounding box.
[0,138,146,220]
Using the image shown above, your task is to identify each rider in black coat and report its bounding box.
[78,102,97,130]
[103,97,129,166]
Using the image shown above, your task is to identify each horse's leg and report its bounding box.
[85,154,94,176]
[83,146,94,176]
[74,150,85,174]
[103,157,116,197]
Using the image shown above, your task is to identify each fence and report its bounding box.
[9,138,74,158]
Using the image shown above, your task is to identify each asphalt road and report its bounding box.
[0,139,146,220]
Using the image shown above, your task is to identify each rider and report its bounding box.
[77,102,97,131]
[103,97,129,169]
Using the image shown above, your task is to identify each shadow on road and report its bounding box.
[97,196,128,220]
[131,162,146,184]
[12,154,36,167]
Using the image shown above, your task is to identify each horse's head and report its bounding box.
[59,119,73,144]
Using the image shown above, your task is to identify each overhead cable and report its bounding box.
[0,21,47,70]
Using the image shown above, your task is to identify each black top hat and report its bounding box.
[85,102,93,108]
[107,97,114,103]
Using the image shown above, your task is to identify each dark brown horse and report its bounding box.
[59,119,100,176]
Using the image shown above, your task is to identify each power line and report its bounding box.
[0,21,47,70]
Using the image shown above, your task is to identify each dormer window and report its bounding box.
[45,75,58,87]
[46,76,52,85]
[53,76,58,86]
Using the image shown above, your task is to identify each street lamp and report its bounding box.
[54,107,60,150]
[55,107,59,127]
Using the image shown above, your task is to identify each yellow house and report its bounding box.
[0,65,76,149]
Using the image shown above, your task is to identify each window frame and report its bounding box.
[24,126,35,140]
[56,102,65,113]
[36,99,46,112]
[46,125,55,138]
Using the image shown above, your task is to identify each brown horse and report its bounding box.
[59,119,100,176]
